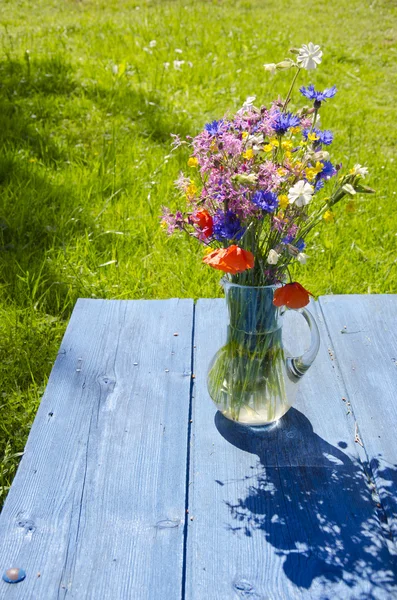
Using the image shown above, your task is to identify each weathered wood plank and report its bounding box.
[0,298,193,600]
[186,298,397,600]
[319,294,397,544]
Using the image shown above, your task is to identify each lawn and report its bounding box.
[0,0,396,506]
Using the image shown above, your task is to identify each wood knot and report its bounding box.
[155,519,180,529]
[98,375,116,390]
[18,519,36,535]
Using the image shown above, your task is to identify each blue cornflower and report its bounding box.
[252,190,279,213]
[315,180,325,192]
[272,112,300,135]
[282,236,305,249]
[318,160,337,180]
[282,233,294,244]
[300,84,337,104]
[303,128,334,146]
[213,210,245,241]
[314,160,337,191]
[204,119,224,136]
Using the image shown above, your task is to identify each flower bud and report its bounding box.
[296,252,308,264]
[313,151,329,161]
[267,249,280,265]
[342,184,356,196]
[276,59,295,71]
[232,173,258,185]
[263,63,277,75]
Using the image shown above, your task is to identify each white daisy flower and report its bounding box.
[297,43,322,70]
[288,180,314,207]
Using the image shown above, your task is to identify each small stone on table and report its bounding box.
[2,567,26,584]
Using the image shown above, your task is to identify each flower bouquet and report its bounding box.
[162,43,374,425]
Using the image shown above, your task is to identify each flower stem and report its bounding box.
[282,67,301,112]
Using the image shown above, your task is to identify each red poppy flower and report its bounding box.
[273,282,314,309]
[203,245,254,274]
[191,210,213,238]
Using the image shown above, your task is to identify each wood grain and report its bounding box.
[319,294,397,544]
[186,298,397,600]
[0,299,194,600]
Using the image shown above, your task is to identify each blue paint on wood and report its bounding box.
[186,298,397,599]
[0,299,194,600]
[1,296,397,599]
[319,294,397,546]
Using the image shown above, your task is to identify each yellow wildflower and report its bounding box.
[278,194,289,209]
[277,167,286,176]
[264,144,273,152]
[186,181,198,197]
[291,126,301,135]
[243,148,254,160]
[305,168,317,182]
[188,156,199,168]
[269,138,279,147]
[281,140,293,151]
[242,132,249,139]
[306,161,323,182]
[210,141,217,152]
[284,151,292,161]
[323,210,334,223]
[308,132,319,142]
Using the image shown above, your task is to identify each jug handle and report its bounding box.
[286,307,320,379]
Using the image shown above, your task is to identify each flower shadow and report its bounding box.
[215,408,397,596]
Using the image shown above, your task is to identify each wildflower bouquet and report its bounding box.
[161,43,374,425]
[162,43,374,308]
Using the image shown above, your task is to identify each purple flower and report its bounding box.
[204,120,224,136]
[213,210,245,241]
[303,128,334,146]
[272,112,300,135]
[252,190,279,213]
[300,84,337,104]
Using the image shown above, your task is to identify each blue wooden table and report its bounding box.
[0,296,396,599]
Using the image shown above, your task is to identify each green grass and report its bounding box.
[0,0,396,506]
